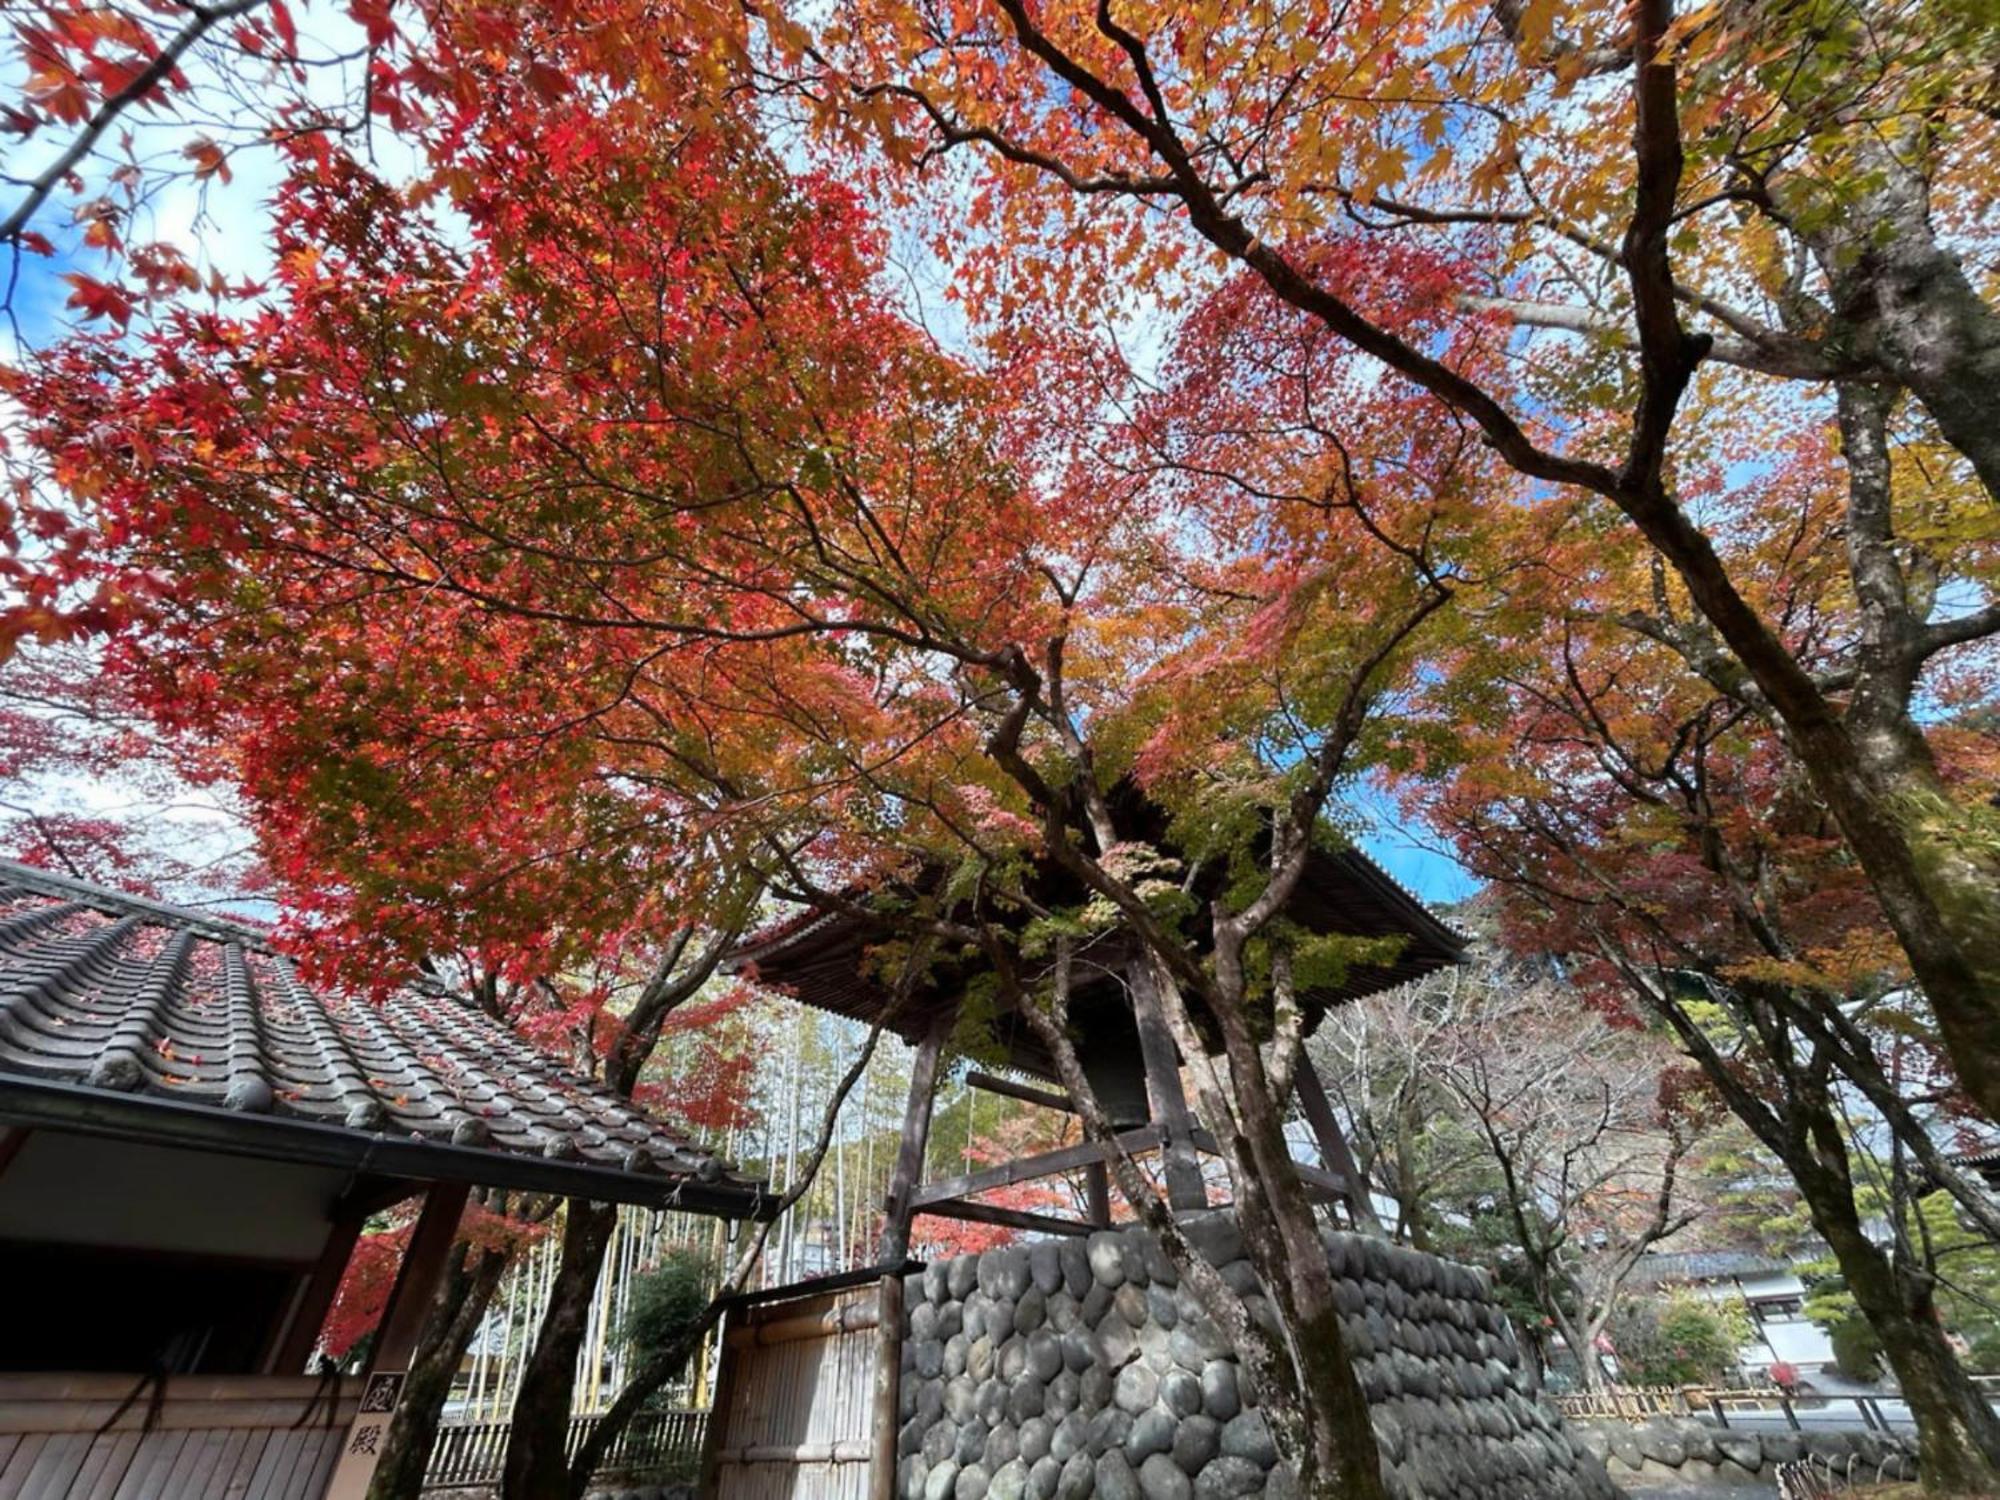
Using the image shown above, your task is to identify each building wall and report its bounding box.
[1679,1272,1836,1374]
[895,1217,1619,1500]
[0,1131,350,1374]
[0,1131,345,1260]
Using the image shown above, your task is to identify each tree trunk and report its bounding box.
[1840,738,2000,1088]
[1391,1095,1432,1253]
[1829,376,2000,1117]
[500,1201,619,1500]
[1516,1246,1587,1389]
[1550,1304,1606,1392]
[1804,139,2000,508]
[1014,949,1386,1500]
[1638,980,2000,1493]
[370,1239,515,1500]
[1171,963,1388,1500]
[1614,489,2000,1121]
[1799,1164,2000,1493]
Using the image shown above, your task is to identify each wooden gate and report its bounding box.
[702,1278,888,1500]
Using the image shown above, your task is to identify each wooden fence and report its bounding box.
[1551,1385,1697,1421]
[703,1280,884,1500]
[423,1408,706,1490]
[0,1372,360,1500]
[1551,1385,1908,1434]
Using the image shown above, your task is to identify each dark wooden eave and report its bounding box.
[730,842,1465,1075]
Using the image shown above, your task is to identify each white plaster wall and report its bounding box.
[1682,1273,1834,1371]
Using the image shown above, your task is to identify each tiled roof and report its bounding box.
[734,844,1466,1054]
[1634,1250,1797,1284]
[0,859,769,1217]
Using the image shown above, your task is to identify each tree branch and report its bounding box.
[0,0,269,247]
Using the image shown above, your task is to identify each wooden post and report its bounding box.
[372,1179,470,1369]
[1084,1162,1111,1227]
[1294,1055,1382,1233]
[871,1008,954,1500]
[266,1206,368,1374]
[1127,958,1207,1212]
[323,1178,470,1500]
[880,1010,955,1260]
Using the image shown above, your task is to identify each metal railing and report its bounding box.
[424,1407,708,1490]
[1550,1384,1909,1434]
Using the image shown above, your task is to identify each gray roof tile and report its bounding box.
[0,859,767,1215]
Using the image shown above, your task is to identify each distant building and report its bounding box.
[1950,1144,2000,1197]
[1634,1249,1834,1377]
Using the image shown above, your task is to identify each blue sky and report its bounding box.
[1361,825,1476,907]
[1350,783,1477,907]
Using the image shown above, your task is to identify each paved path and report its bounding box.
[1623,1483,1779,1499]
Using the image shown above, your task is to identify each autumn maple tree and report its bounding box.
[1408,438,2000,1486]
[5,0,1998,1493]
[2,4,1517,1481]
[10,5,1083,1491]
[779,0,2000,1128]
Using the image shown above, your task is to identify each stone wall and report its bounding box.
[1571,1417,1917,1488]
[895,1215,1619,1500]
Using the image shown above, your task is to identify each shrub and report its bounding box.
[1829,1317,1883,1383]
[1609,1293,1747,1386]
[620,1248,717,1377]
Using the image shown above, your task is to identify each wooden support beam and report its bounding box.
[910,1125,1165,1210]
[724,1261,916,1309]
[873,1007,954,1500]
[1295,1056,1382,1232]
[915,1198,1095,1238]
[725,1300,880,1349]
[370,1179,471,1370]
[324,1178,470,1500]
[270,1196,371,1374]
[1085,1162,1111,1228]
[965,1070,1074,1114]
[1292,1159,1351,1203]
[1128,958,1207,1212]
[717,1440,873,1465]
[880,1010,955,1262]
